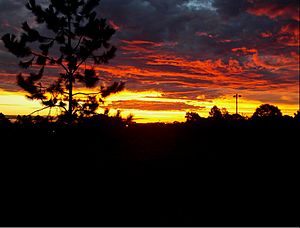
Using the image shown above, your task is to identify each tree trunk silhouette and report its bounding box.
[67,7,73,124]
[68,73,73,123]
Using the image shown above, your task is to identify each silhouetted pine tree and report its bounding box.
[2,0,124,122]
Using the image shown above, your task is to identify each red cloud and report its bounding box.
[231,46,299,72]
[108,20,120,30]
[120,40,178,54]
[121,40,159,46]
[260,32,273,38]
[195,31,215,38]
[277,23,300,47]
[121,45,154,53]
[232,47,258,54]
[280,23,299,36]
[247,1,300,21]
[219,39,237,43]
[120,40,160,54]
[258,23,299,47]
[196,32,240,44]
[121,40,177,47]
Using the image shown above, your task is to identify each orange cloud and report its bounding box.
[232,47,258,54]
[231,47,299,73]
[91,50,297,92]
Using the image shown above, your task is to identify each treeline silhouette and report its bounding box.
[0,104,298,226]
[1,103,299,126]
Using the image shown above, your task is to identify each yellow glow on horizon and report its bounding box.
[0,89,298,122]
[105,90,163,102]
[0,90,46,115]
[209,95,299,117]
[106,109,186,123]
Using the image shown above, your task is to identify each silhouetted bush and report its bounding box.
[0,113,11,127]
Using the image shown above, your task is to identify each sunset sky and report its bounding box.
[0,0,299,122]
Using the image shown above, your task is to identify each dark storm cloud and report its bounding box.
[101,0,197,41]
[99,0,222,57]
[0,0,295,59]
[0,0,29,35]
[98,0,298,61]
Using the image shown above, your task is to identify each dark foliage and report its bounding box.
[185,112,202,124]
[1,0,124,121]
[0,110,298,226]
[294,110,300,121]
[0,113,11,127]
[209,105,223,119]
[101,81,125,98]
[252,103,282,119]
[0,103,299,228]
[2,34,31,57]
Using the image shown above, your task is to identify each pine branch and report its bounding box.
[73,92,101,96]
[72,57,88,74]
[29,104,68,116]
[29,106,51,115]
[74,35,83,52]
[31,51,69,73]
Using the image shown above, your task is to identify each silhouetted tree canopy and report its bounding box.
[0,113,11,126]
[209,106,223,119]
[294,110,300,121]
[15,115,34,126]
[230,113,245,121]
[252,104,282,119]
[1,0,124,122]
[185,112,202,123]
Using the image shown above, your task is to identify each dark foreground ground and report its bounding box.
[0,121,298,226]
